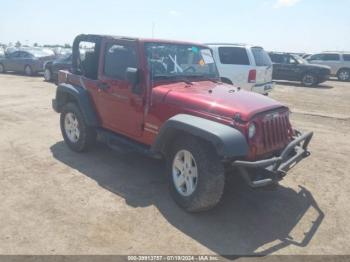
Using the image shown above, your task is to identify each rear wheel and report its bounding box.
[337,69,350,81]
[301,73,318,87]
[44,68,52,81]
[60,103,96,152]
[166,136,225,212]
[0,63,5,73]
[24,65,33,76]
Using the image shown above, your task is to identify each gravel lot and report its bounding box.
[0,74,349,256]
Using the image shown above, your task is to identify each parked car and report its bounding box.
[0,48,4,58]
[44,49,86,82]
[52,34,313,212]
[306,52,350,81]
[269,52,331,86]
[0,49,54,76]
[207,43,274,95]
[44,53,72,82]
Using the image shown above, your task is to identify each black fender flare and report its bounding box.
[53,83,99,126]
[151,114,249,159]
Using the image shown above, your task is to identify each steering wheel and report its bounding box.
[151,61,167,74]
[183,66,196,73]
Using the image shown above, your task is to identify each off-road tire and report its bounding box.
[301,72,318,87]
[0,63,5,73]
[60,102,96,152]
[166,136,225,212]
[337,69,350,81]
[24,65,33,76]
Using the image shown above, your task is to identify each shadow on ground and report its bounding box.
[2,71,43,77]
[326,77,350,83]
[50,141,324,256]
[275,81,333,89]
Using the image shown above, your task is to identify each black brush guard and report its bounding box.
[233,131,313,188]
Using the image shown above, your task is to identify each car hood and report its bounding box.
[53,60,71,66]
[153,81,287,121]
[302,63,331,70]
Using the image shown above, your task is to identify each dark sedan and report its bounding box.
[269,52,331,86]
[0,49,54,76]
[44,53,72,82]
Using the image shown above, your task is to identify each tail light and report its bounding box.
[248,69,256,83]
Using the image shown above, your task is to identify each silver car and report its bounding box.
[307,52,350,81]
[0,49,54,76]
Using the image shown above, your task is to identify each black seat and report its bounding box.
[82,51,98,79]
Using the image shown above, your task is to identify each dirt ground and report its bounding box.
[0,74,349,256]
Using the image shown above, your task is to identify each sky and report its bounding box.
[0,0,349,53]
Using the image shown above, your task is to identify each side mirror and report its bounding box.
[126,67,142,94]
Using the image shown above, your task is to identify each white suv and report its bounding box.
[307,52,350,81]
[207,43,274,95]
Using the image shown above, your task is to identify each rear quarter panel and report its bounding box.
[309,60,337,75]
[246,48,273,86]
[339,57,350,72]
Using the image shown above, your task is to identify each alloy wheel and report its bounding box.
[172,149,198,197]
[303,74,315,86]
[64,112,80,143]
[338,70,350,81]
[44,69,51,81]
[25,66,32,76]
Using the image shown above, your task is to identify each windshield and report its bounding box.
[59,49,72,55]
[57,53,72,62]
[145,43,219,81]
[292,55,307,64]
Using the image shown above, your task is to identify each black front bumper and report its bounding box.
[233,131,313,188]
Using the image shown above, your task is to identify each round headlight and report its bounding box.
[248,123,256,139]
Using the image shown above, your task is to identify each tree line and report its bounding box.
[0,41,72,49]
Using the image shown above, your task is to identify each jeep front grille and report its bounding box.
[261,113,290,151]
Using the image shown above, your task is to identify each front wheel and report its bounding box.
[44,68,52,81]
[301,73,318,87]
[337,69,350,81]
[24,65,33,76]
[0,63,5,73]
[166,136,225,212]
[60,103,96,152]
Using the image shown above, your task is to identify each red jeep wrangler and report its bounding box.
[53,34,313,212]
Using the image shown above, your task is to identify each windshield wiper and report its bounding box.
[185,75,220,83]
[153,75,193,85]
